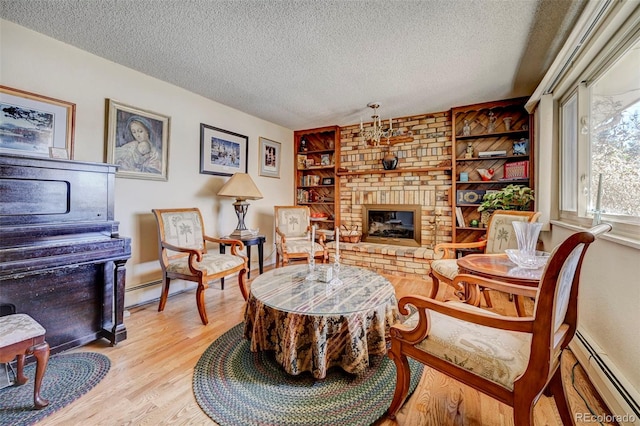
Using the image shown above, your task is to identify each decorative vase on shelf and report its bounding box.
[382,150,398,170]
[503,117,512,131]
[487,111,496,133]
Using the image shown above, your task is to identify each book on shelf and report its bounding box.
[478,150,507,158]
[455,207,466,227]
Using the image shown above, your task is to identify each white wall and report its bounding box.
[1,20,294,305]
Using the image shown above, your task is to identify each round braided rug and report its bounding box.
[0,352,110,426]
[193,323,423,426]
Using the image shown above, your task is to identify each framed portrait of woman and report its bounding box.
[106,99,170,180]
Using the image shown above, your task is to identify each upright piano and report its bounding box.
[0,153,131,354]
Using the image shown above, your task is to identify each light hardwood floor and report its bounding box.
[42,268,616,425]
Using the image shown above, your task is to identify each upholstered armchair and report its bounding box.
[387,223,612,425]
[152,208,248,325]
[430,210,541,306]
[274,206,328,267]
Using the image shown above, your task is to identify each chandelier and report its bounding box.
[360,102,392,146]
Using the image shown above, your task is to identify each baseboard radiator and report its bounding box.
[570,330,640,425]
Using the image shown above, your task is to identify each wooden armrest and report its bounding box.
[452,274,538,299]
[205,235,245,255]
[392,295,533,345]
[161,241,203,261]
[433,240,487,259]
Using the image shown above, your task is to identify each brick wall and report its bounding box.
[334,110,454,276]
[338,111,453,248]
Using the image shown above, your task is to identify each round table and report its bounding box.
[243,264,399,379]
[457,253,544,316]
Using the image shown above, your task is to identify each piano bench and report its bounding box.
[0,314,50,409]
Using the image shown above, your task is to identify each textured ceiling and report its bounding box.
[0,0,585,130]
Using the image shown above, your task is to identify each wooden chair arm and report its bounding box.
[161,241,203,262]
[433,240,487,259]
[392,295,534,345]
[205,235,245,255]
[275,228,287,244]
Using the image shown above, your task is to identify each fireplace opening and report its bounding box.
[362,204,422,247]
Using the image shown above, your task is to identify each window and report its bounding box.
[559,35,640,236]
[560,92,578,212]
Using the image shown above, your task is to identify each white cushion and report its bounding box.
[404,305,531,390]
[0,314,46,347]
[430,259,459,280]
[167,253,244,276]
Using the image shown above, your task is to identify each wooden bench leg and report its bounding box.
[32,341,50,409]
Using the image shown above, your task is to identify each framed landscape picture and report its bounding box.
[259,137,281,178]
[200,123,248,176]
[106,99,170,181]
[0,85,75,158]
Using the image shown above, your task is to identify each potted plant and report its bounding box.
[477,184,535,226]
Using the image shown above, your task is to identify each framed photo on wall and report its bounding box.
[259,137,281,178]
[200,123,248,176]
[106,99,170,181]
[0,85,75,158]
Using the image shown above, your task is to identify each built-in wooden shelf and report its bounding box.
[337,166,451,176]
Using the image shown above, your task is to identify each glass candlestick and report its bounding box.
[305,254,317,281]
[330,254,342,285]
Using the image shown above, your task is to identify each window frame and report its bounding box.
[557,25,640,241]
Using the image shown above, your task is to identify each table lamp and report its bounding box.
[217,173,263,237]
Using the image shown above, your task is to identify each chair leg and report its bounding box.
[196,283,208,325]
[547,366,575,426]
[512,391,535,426]
[15,353,27,385]
[32,341,50,409]
[428,273,440,300]
[158,275,171,312]
[238,268,249,301]
[386,349,412,419]
[482,288,493,308]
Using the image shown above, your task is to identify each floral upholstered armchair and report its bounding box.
[430,210,540,306]
[274,206,328,267]
[388,223,611,425]
[152,208,248,324]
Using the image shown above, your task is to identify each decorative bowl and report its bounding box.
[505,249,550,269]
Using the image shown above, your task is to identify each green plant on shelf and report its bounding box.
[477,184,534,212]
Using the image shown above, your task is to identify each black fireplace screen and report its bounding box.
[362,204,422,247]
[367,210,415,239]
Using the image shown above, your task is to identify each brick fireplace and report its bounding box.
[333,110,453,276]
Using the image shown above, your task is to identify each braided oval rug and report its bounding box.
[193,323,423,426]
[0,352,110,426]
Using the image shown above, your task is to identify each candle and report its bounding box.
[360,119,363,132]
[335,227,339,256]
[389,118,392,131]
[595,173,603,211]
[311,225,316,253]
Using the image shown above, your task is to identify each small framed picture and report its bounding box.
[322,177,334,185]
[305,158,315,168]
[0,85,75,158]
[297,154,307,169]
[259,137,281,178]
[513,138,529,155]
[321,153,331,166]
[49,147,69,159]
[200,123,248,176]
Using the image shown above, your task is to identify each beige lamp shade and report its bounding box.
[217,173,263,237]
[217,173,264,200]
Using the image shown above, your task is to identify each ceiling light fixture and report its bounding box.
[359,102,390,146]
